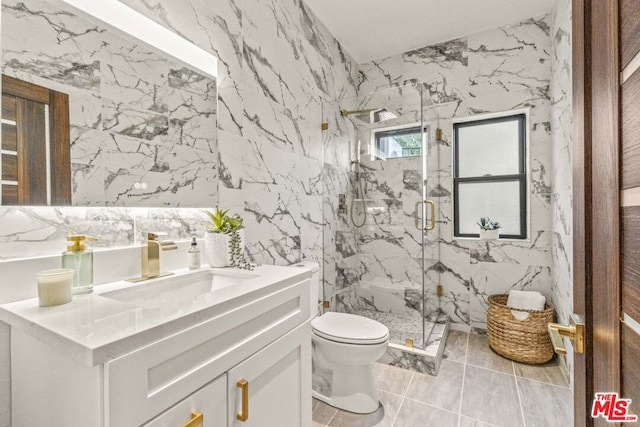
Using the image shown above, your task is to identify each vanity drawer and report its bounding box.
[106,279,309,427]
[142,374,226,427]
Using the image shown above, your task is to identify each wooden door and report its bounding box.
[1,75,71,205]
[573,0,640,425]
[619,0,640,423]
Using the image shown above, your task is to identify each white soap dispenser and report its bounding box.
[188,236,201,270]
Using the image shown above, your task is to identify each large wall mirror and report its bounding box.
[0,0,218,207]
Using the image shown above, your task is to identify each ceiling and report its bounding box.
[304,0,556,63]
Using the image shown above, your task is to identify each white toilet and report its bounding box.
[300,261,390,414]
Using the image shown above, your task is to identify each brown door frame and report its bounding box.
[573,1,621,426]
[2,74,71,205]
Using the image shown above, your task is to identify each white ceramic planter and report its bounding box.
[479,229,500,240]
[204,229,245,267]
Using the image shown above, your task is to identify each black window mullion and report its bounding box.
[456,174,524,183]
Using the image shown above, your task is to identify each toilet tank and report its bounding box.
[295,260,321,318]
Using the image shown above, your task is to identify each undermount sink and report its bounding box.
[100,269,258,318]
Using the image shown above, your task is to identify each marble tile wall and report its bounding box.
[2,0,219,207]
[550,0,573,382]
[0,0,358,421]
[352,15,554,333]
[0,0,357,266]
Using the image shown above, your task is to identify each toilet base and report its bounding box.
[312,363,380,414]
[312,388,379,414]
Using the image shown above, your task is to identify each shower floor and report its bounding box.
[358,309,448,350]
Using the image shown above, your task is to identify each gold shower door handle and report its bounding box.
[414,200,436,231]
[236,379,249,422]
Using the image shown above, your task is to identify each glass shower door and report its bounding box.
[321,82,443,351]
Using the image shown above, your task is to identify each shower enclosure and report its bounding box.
[322,82,450,370]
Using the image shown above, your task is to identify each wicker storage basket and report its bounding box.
[487,294,554,365]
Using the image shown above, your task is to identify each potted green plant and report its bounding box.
[477,217,501,240]
[203,207,254,269]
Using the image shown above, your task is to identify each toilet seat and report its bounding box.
[312,312,389,345]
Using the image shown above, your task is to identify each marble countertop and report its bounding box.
[0,264,311,366]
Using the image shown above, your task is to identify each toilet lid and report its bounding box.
[312,312,389,345]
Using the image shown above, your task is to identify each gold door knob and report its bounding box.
[183,411,203,427]
[547,313,585,354]
[236,379,249,422]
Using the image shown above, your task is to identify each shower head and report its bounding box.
[341,107,399,124]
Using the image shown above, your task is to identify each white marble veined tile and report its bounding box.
[549,0,573,375]
[133,208,205,241]
[531,121,553,197]
[468,16,550,97]
[217,131,247,190]
[71,164,105,207]
[101,30,168,93]
[0,207,138,260]
[2,0,102,91]
[241,141,322,196]
[70,127,103,165]
[469,231,552,267]
[217,82,244,136]
[102,100,168,142]
[243,189,303,245]
[402,37,469,104]
[168,65,217,96]
[241,0,303,109]
[242,85,307,156]
[357,55,404,94]
[104,163,217,207]
[167,86,218,151]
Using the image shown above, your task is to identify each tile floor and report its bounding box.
[312,331,573,427]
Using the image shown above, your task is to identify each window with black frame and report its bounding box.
[453,113,527,239]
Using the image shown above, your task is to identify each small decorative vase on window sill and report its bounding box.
[477,217,501,240]
[479,229,500,240]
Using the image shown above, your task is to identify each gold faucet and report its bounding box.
[127,232,178,283]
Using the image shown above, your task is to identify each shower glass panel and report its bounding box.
[321,83,445,350]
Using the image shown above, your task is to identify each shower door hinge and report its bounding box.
[405,339,414,348]
[322,301,330,308]
[321,122,328,130]
[437,285,443,297]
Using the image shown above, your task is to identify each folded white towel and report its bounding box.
[507,290,546,310]
[507,290,546,321]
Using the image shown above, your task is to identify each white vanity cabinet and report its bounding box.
[142,374,227,427]
[228,323,311,427]
[4,268,312,427]
[142,323,311,427]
